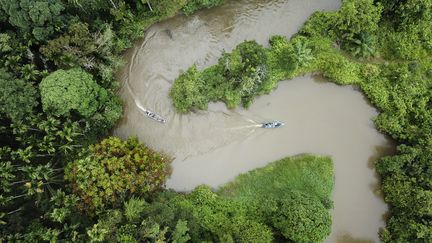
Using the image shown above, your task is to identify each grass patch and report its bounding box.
[218,154,334,207]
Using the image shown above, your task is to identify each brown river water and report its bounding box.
[114,0,395,242]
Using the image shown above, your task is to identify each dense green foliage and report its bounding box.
[39,68,123,135]
[269,191,331,242]
[379,0,432,27]
[81,186,274,243]
[40,69,114,118]
[0,0,226,240]
[2,147,333,242]
[219,155,333,203]
[376,144,432,241]
[333,0,382,53]
[0,73,38,122]
[79,155,331,242]
[170,40,272,112]
[170,0,432,241]
[169,65,208,113]
[2,0,432,241]
[0,0,65,42]
[79,155,333,242]
[220,155,334,242]
[65,137,171,213]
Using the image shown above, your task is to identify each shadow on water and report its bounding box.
[311,73,330,84]
[368,139,396,169]
[367,141,396,199]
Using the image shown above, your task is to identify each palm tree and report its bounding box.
[349,32,376,58]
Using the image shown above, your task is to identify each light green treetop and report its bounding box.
[39,68,105,118]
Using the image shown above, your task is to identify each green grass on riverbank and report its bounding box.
[219,154,333,205]
[218,154,334,242]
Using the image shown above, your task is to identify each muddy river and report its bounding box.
[114,0,395,242]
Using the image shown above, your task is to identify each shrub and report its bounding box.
[334,0,382,56]
[378,21,432,60]
[348,32,376,58]
[317,51,362,85]
[170,40,271,112]
[334,0,383,42]
[283,36,315,72]
[200,65,226,100]
[169,65,208,113]
[173,185,274,242]
[299,11,337,39]
[376,144,432,242]
[378,0,432,27]
[269,191,332,243]
[148,0,187,17]
[269,35,297,74]
[219,40,270,107]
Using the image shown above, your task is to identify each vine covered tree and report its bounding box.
[65,137,171,212]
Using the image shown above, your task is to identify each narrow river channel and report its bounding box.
[114,0,395,242]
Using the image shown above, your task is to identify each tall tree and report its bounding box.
[65,137,171,213]
[0,0,65,42]
[0,74,38,122]
[39,68,113,118]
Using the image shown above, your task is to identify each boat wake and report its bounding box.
[123,31,168,124]
[124,78,167,123]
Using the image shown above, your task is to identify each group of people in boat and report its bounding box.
[261,121,284,129]
[143,110,166,123]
